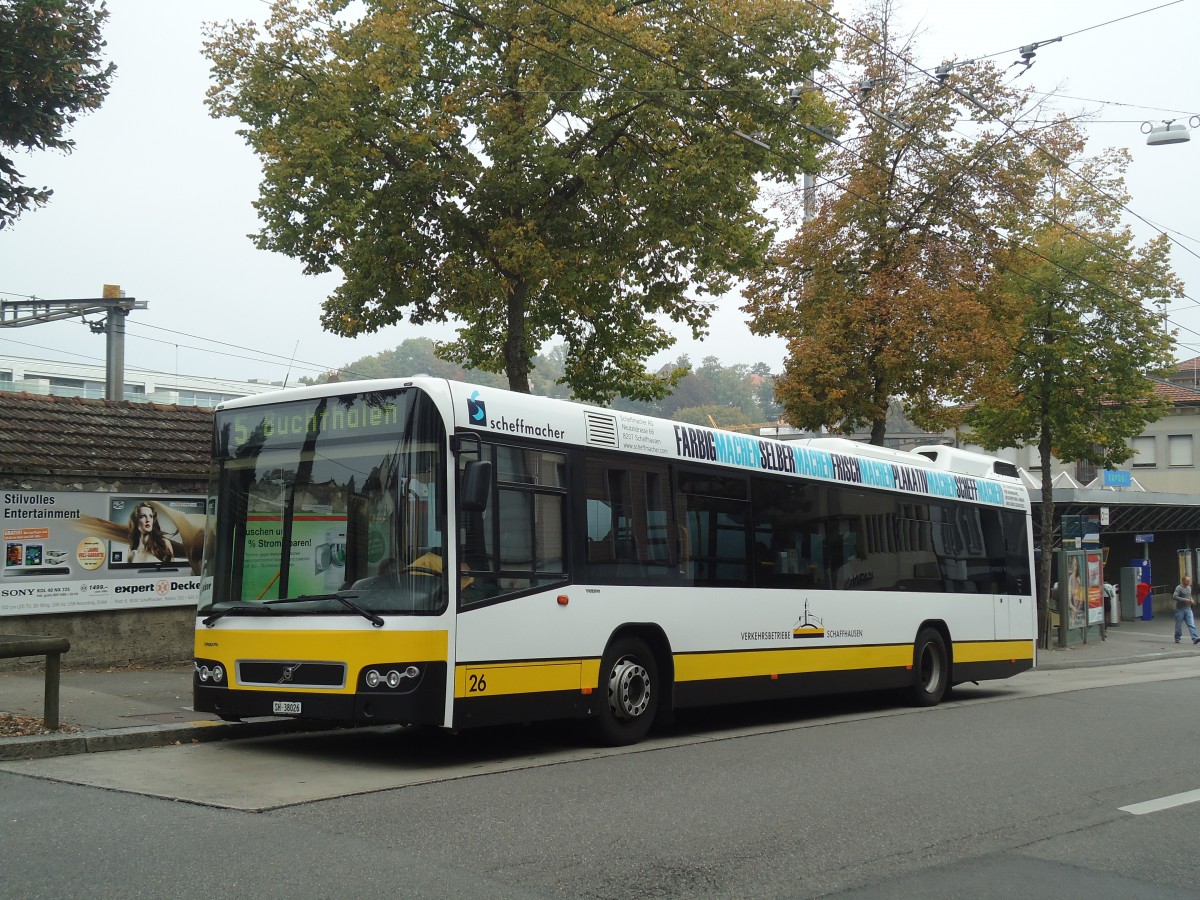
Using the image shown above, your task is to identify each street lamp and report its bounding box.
[1142,116,1199,146]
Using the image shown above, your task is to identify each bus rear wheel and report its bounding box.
[908,627,948,707]
[592,637,659,746]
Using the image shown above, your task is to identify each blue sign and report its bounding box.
[1104,469,1132,487]
[1135,534,1154,543]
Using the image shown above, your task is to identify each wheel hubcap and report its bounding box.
[607,657,651,720]
[918,645,941,691]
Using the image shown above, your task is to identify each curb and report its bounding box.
[1036,651,1192,671]
[0,718,340,762]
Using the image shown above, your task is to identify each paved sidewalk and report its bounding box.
[0,662,327,760]
[0,615,1195,760]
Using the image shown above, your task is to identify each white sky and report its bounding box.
[0,0,1196,388]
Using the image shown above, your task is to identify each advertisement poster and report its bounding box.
[2,491,205,616]
[1086,552,1104,626]
[1064,551,1086,630]
[241,515,349,601]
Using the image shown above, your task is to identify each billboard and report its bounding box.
[2,491,205,616]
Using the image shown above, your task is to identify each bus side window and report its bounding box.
[677,471,749,587]
[749,477,827,589]
[462,444,568,604]
[583,457,676,583]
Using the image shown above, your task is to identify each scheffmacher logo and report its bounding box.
[467,390,487,425]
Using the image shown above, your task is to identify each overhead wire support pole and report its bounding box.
[0,294,148,401]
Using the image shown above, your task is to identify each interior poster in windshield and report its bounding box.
[2,491,205,616]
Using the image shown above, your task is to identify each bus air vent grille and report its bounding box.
[238,660,347,689]
[585,412,619,448]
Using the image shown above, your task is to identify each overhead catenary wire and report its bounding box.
[0,292,377,382]
[655,0,1197,322]
[959,0,1188,62]
[232,0,1200,317]
[11,0,1191,389]
[797,0,1200,270]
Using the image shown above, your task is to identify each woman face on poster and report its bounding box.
[134,505,155,538]
[128,503,172,563]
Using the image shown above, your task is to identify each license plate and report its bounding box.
[273,700,302,716]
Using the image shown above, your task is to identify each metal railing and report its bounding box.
[0,635,71,730]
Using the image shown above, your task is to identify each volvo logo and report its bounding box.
[278,663,302,684]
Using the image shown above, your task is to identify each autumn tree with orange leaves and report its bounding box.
[744,1,1040,444]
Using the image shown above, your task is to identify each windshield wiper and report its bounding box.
[201,602,277,628]
[268,592,385,628]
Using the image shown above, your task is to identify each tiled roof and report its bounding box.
[0,392,214,478]
[1152,378,1200,405]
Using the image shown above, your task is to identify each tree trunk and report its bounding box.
[869,416,887,446]
[504,278,531,394]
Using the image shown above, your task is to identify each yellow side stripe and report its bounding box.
[675,645,909,681]
[454,641,1033,698]
[456,660,583,698]
[953,640,1034,664]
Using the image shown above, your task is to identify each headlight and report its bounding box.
[362,664,420,690]
[194,658,227,685]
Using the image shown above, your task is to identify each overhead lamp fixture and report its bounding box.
[1142,116,1199,146]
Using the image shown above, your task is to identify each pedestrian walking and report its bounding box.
[1173,575,1199,644]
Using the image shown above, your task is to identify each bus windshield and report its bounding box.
[199,388,448,617]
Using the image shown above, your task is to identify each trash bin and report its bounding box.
[1104,583,1119,626]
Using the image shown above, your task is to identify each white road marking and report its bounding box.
[1120,789,1200,816]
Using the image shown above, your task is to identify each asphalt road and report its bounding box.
[4,659,1200,898]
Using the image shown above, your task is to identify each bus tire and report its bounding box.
[592,636,659,746]
[909,627,948,707]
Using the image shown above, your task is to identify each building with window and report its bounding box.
[961,378,1200,495]
[0,354,282,408]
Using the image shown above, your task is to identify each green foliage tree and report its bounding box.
[672,404,752,429]
[965,130,1180,638]
[304,336,572,397]
[0,0,114,228]
[203,0,839,402]
[743,1,1038,444]
[749,361,782,421]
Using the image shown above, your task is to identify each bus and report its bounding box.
[194,377,1036,745]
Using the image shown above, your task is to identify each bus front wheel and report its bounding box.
[909,628,948,707]
[592,637,659,746]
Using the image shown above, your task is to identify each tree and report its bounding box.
[203,0,840,402]
[672,404,752,429]
[749,361,782,421]
[0,0,114,228]
[302,335,574,398]
[743,1,1038,444]
[964,131,1180,640]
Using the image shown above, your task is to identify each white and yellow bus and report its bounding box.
[194,377,1036,745]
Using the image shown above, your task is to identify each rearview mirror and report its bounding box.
[460,460,492,512]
